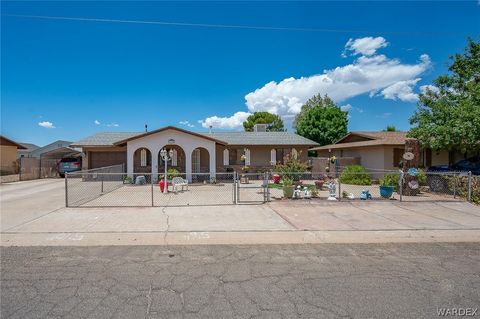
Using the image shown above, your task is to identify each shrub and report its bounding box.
[167,168,179,180]
[274,151,308,181]
[380,173,400,191]
[417,169,427,186]
[448,175,480,205]
[339,165,372,185]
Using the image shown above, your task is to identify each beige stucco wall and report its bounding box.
[215,145,309,170]
[431,150,449,166]
[0,145,18,173]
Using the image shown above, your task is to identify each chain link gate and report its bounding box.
[234,172,269,204]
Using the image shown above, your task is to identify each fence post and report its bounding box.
[101,175,104,193]
[399,171,404,202]
[453,173,457,199]
[266,172,270,202]
[467,171,472,202]
[337,170,341,201]
[65,172,69,207]
[151,174,154,207]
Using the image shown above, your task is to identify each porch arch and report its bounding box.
[133,147,152,174]
[158,145,186,174]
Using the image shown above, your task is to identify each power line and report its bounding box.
[2,13,469,37]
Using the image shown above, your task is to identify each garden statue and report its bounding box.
[360,190,372,200]
[303,187,311,199]
[327,181,337,200]
[293,185,303,199]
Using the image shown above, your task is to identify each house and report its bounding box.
[17,143,40,158]
[310,131,472,171]
[0,135,26,174]
[71,125,319,181]
[27,140,73,158]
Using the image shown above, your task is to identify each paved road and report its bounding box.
[2,243,479,318]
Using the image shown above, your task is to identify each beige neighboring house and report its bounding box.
[0,135,26,174]
[310,131,469,171]
[71,125,319,181]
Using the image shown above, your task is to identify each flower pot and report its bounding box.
[283,185,294,198]
[315,180,324,189]
[379,185,394,198]
[272,174,281,184]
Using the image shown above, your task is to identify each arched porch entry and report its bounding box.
[191,147,210,183]
[158,145,186,175]
[133,147,152,173]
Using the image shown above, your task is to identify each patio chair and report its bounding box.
[172,176,189,192]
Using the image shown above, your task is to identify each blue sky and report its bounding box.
[1,1,479,146]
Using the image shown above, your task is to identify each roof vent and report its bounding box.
[253,124,268,132]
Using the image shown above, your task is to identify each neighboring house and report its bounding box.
[310,131,472,171]
[0,135,26,174]
[28,140,73,158]
[71,125,318,181]
[17,143,40,158]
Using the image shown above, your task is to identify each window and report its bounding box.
[223,149,229,165]
[140,149,147,167]
[270,149,276,165]
[171,149,178,166]
[244,148,251,166]
[276,148,292,164]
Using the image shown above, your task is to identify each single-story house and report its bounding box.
[27,140,73,158]
[71,125,319,181]
[17,143,40,158]
[0,135,26,174]
[310,131,474,171]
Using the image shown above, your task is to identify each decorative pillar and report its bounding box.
[127,144,134,178]
[402,138,421,196]
[185,148,193,183]
[151,148,159,183]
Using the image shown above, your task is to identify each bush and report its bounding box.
[274,151,308,181]
[380,173,400,191]
[448,175,480,205]
[339,165,372,185]
[167,168,179,180]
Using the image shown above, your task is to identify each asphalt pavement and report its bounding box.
[2,243,479,318]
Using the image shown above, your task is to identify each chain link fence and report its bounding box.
[66,169,239,207]
[66,166,477,207]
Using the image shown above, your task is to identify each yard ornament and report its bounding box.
[360,190,372,200]
[327,181,337,201]
[303,187,312,199]
[293,185,303,199]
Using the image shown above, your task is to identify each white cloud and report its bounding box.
[94,120,101,125]
[381,78,421,102]
[201,37,430,128]
[38,121,55,129]
[179,120,194,128]
[420,84,439,94]
[200,111,251,129]
[245,51,430,117]
[106,123,119,127]
[340,104,352,112]
[344,36,388,56]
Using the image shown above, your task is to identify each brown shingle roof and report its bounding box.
[310,131,407,151]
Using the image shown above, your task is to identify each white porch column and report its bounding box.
[185,147,193,183]
[127,144,134,178]
[209,145,216,179]
[151,148,158,183]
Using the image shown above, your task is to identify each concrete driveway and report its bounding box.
[1,179,480,246]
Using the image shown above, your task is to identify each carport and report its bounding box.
[19,147,82,180]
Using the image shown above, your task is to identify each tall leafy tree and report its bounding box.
[409,38,480,154]
[243,112,285,131]
[294,94,348,145]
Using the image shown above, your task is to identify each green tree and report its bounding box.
[409,38,480,154]
[383,125,396,132]
[294,94,348,145]
[243,112,285,132]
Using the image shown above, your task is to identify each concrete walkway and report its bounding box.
[2,179,480,246]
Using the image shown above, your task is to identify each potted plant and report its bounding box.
[314,175,325,189]
[282,177,294,199]
[272,174,281,184]
[379,173,398,198]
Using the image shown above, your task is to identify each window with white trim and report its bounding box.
[245,148,251,166]
[270,149,276,165]
[140,149,147,167]
[171,149,178,166]
[223,149,229,165]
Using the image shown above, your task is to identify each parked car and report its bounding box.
[57,157,82,177]
[427,156,480,192]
